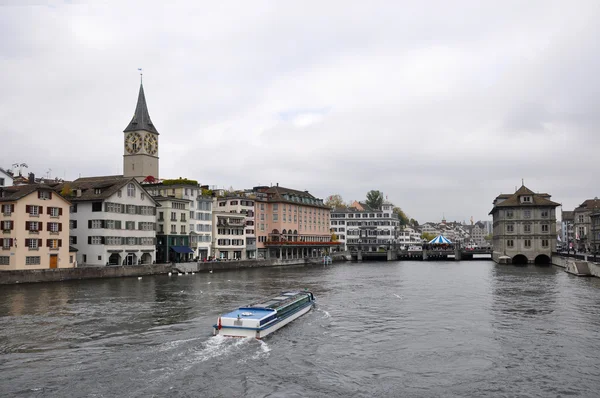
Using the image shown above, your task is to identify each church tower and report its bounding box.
[123,79,159,182]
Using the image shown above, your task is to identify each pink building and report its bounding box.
[253,185,340,259]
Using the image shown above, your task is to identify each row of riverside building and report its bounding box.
[0,81,338,270]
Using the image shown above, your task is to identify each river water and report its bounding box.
[1,260,600,397]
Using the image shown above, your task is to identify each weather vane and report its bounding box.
[138,68,143,83]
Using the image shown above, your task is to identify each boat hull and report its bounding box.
[214,302,313,339]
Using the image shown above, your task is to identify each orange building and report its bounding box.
[253,185,340,259]
[0,184,73,270]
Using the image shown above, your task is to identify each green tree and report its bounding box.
[410,218,419,227]
[393,207,409,225]
[60,183,72,197]
[365,190,384,210]
[421,232,436,242]
[484,234,492,241]
[325,194,346,209]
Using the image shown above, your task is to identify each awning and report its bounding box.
[170,246,194,254]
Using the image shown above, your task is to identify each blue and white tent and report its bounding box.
[429,235,452,244]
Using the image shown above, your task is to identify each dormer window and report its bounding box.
[522,196,532,203]
[95,188,102,195]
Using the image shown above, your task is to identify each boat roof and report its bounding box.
[249,291,309,309]
[222,308,275,320]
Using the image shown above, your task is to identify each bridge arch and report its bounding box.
[512,254,528,265]
[534,254,551,265]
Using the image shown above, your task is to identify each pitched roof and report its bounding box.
[0,184,69,203]
[489,185,560,214]
[54,175,156,204]
[123,83,159,135]
[562,211,574,221]
[574,198,600,212]
[0,168,12,178]
[255,185,329,209]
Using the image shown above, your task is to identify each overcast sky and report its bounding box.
[2,0,599,223]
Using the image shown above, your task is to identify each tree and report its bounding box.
[331,232,338,242]
[60,183,72,197]
[410,218,419,227]
[325,194,346,209]
[393,207,409,225]
[421,232,436,242]
[365,190,384,210]
[484,234,492,241]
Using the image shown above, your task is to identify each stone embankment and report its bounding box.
[552,255,600,278]
[0,255,347,285]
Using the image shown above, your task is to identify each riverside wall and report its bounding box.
[0,264,173,285]
[552,255,600,278]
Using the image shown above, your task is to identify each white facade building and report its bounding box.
[331,201,400,250]
[0,168,13,188]
[195,195,213,260]
[212,211,246,260]
[61,176,158,266]
[215,196,256,259]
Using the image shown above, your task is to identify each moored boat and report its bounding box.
[213,291,315,339]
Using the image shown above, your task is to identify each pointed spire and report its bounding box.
[123,82,159,135]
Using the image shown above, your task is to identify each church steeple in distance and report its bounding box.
[123,70,160,182]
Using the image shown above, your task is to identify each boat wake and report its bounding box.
[393,294,403,299]
[316,308,331,318]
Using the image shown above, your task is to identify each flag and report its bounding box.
[576,233,580,240]
[557,235,561,242]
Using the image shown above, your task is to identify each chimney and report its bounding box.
[76,189,82,197]
[28,173,35,184]
[276,182,279,187]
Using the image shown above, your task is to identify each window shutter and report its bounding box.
[46,239,50,247]
[38,191,41,199]
[49,192,53,200]
[25,221,30,231]
[73,236,77,244]
[101,237,105,245]
[136,206,141,214]
[73,220,77,228]
[38,239,42,247]
[10,221,14,230]
[10,204,14,212]
[59,207,62,216]
[47,207,51,215]
[0,205,4,213]
[101,220,106,228]
[38,222,42,231]
[25,239,30,247]
[58,239,62,247]
[88,220,92,229]
[104,203,108,212]
[9,238,13,247]
[59,223,62,232]
[47,222,51,231]
[26,205,31,213]
[88,236,92,244]
[39,206,43,214]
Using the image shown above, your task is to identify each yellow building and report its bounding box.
[0,184,72,270]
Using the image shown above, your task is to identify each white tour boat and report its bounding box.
[213,291,315,339]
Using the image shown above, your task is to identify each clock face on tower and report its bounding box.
[125,132,142,154]
[144,134,158,155]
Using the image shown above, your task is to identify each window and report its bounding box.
[29,205,39,216]
[171,212,177,221]
[48,239,60,249]
[181,214,186,222]
[171,225,177,233]
[523,196,531,202]
[524,224,531,233]
[126,221,135,230]
[506,210,513,218]
[219,202,226,207]
[260,203,264,210]
[127,183,136,197]
[91,236,102,245]
[542,239,549,247]
[541,210,549,218]
[523,210,531,218]
[524,239,531,248]
[506,224,514,233]
[117,190,122,198]
[181,226,186,234]
[541,224,549,233]
[28,239,39,249]
[127,205,136,214]
[50,207,60,217]
[273,204,279,211]
[273,214,279,222]
[159,212,164,221]
[0,256,9,265]
[2,204,13,216]
[26,256,40,265]
[70,236,77,245]
[92,202,102,212]
[578,215,584,223]
[48,222,60,232]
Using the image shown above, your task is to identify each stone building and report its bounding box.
[591,211,600,254]
[489,185,559,264]
[153,195,193,263]
[211,211,247,260]
[561,210,574,249]
[573,198,600,252]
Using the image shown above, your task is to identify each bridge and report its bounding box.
[347,244,493,262]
